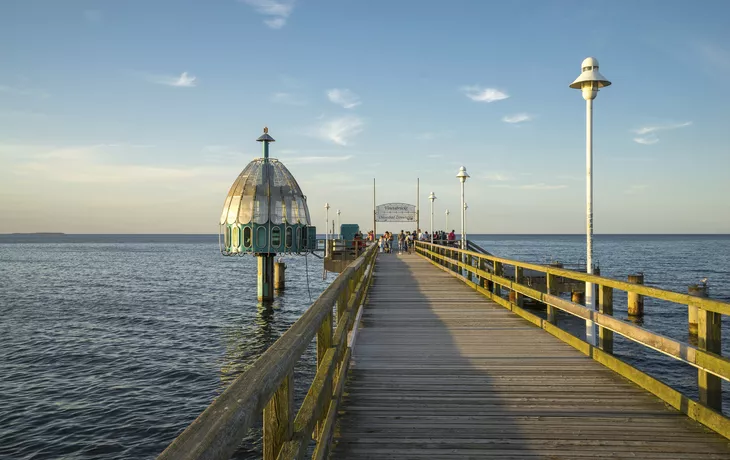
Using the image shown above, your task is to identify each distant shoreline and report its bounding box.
[10,232,66,235]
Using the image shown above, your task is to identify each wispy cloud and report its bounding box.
[625,184,649,195]
[327,88,361,109]
[313,116,364,146]
[241,0,295,29]
[286,155,353,165]
[485,173,512,181]
[271,92,307,106]
[0,84,49,98]
[696,42,730,72]
[415,131,453,141]
[632,121,691,145]
[490,182,567,190]
[147,71,197,87]
[502,113,532,124]
[83,10,102,24]
[461,85,509,103]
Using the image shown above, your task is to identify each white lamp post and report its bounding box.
[456,166,469,249]
[463,202,468,238]
[336,209,341,239]
[325,202,330,257]
[445,209,450,233]
[428,192,436,244]
[570,57,611,346]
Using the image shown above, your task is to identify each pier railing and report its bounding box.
[414,240,730,438]
[158,243,378,460]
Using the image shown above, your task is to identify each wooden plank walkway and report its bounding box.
[330,254,730,459]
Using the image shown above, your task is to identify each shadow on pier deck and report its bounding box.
[331,254,730,459]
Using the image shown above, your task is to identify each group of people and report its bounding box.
[366,228,460,254]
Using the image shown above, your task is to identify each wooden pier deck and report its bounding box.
[330,253,730,459]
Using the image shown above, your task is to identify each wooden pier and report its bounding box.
[159,241,730,460]
[331,254,730,458]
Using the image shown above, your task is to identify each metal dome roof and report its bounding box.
[220,158,311,226]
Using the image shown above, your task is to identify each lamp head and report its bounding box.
[325,202,330,210]
[428,192,437,202]
[570,57,611,100]
[456,166,470,183]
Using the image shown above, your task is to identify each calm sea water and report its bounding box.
[1,234,729,459]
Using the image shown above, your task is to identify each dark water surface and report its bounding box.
[1,234,729,459]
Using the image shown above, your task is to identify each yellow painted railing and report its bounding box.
[158,243,378,460]
[414,240,730,439]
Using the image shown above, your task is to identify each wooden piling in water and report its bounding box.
[688,284,708,336]
[274,261,286,290]
[627,273,644,316]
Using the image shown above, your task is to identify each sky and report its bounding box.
[1,0,729,234]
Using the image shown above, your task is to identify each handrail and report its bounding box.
[158,243,378,460]
[414,240,730,438]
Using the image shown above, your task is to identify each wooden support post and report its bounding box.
[274,261,286,290]
[263,372,293,460]
[599,285,613,354]
[627,273,644,316]
[466,254,473,282]
[314,310,333,439]
[698,306,722,411]
[688,284,707,336]
[546,273,558,324]
[514,266,524,307]
[493,261,502,297]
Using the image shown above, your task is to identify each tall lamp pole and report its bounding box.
[570,57,611,346]
[336,209,341,239]
[445,209,450,232]
[456,166,470,249]
[463,202,468,238]
[428,192,437,244]
[325,202,330,257]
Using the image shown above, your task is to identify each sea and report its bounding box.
[1,234,729,459]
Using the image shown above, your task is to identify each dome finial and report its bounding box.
[263,126,269,134]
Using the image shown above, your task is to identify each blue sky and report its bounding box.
[1,0,729,233]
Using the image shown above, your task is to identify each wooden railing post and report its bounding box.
[514,266,524,307]
[263,372,293,460]
[627,274,644,317]
[493,261,503,297]
[314,309,334,439]
[698,307,722,411]
[546,273,558,324]
[466,253,473,283]
[599,285,613,354]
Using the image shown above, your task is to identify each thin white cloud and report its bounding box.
[84,10,102,24]
[697,42,730,72]
[633,121,692,135]
[625,184,649,195]
[327,89,361,109]
[286,155,353,165]
[241,0,295,29]
[147,72,197,87]
[502,113,532,124]
[314,116,364,146]
[485,173,512,181]
[633,136,659,145]
[271,92,307,106]
[631,121,691,145]
[519,183,567,190]
[490,182,567,190]
[461,85,509,103]
[0,84,49,98]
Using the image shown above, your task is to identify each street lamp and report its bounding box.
[325,202,330,257]
[336,209,341,239]
[570,56,611,346]
[445,209,450,232]
[456,166,469,249]
[428,192,437,244]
